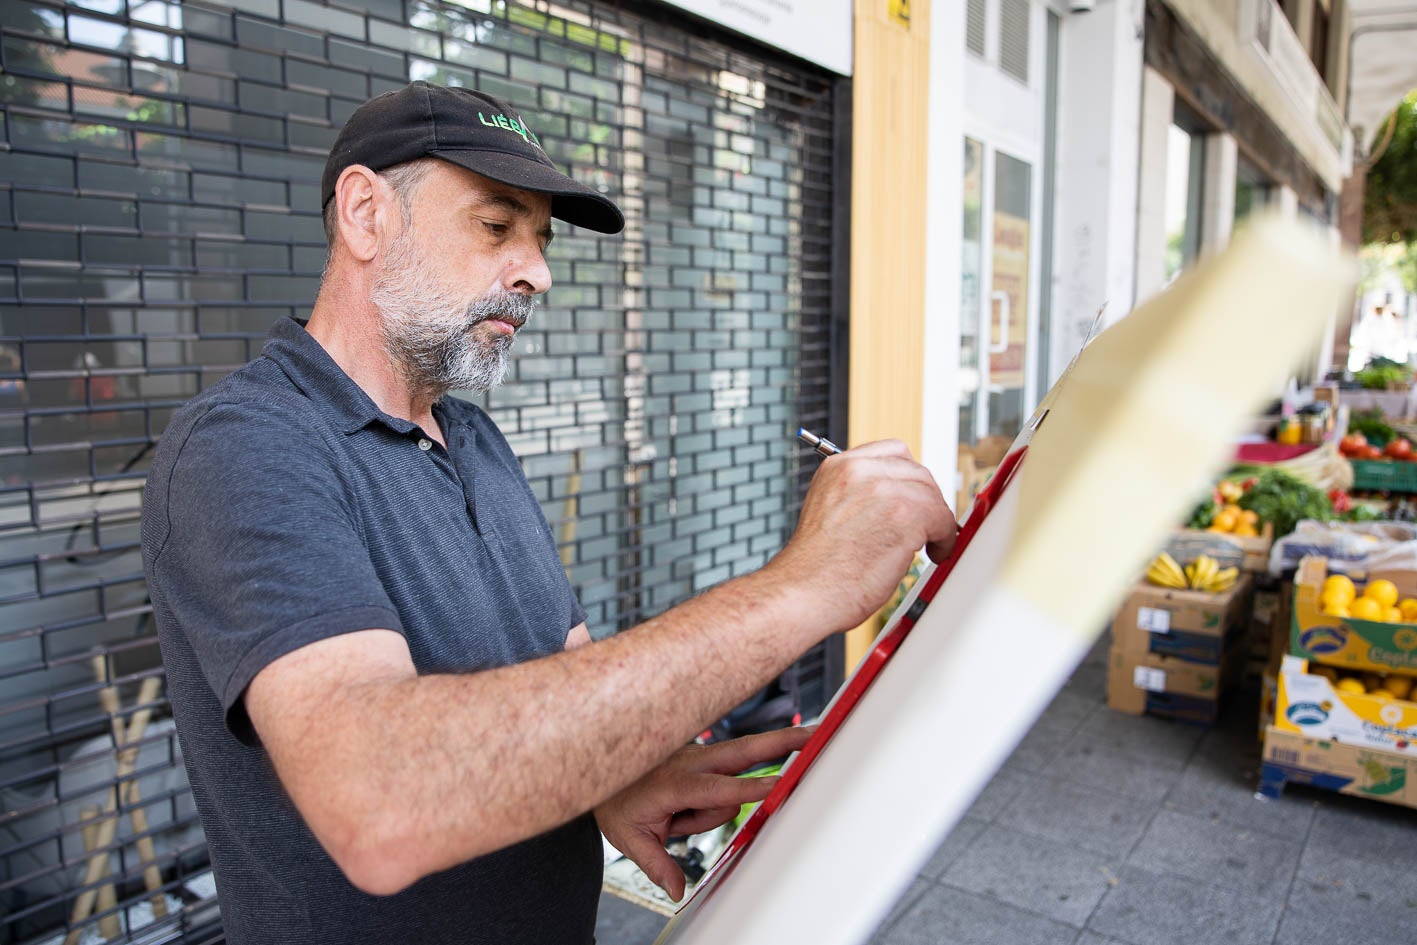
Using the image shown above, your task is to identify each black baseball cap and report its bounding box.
[320,81,624,235]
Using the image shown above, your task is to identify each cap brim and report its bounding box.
[430,149,625,235]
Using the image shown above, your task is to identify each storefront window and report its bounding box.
[1164,121,1205,283]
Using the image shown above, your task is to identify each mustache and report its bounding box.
[465,290,538,331]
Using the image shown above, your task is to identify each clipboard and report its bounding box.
[654,217,1355,945]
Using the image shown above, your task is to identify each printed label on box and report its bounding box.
[1133,666,1167,693]
[1137,607,1171,634]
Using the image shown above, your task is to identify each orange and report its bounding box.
[1212,509,1239,532]
[1239,510,1259,527]
[1349,597,1383,621]
[1385,676,1413,699]
[1363,579,1400,609]
[1399,599,1417,622]
[1322,575,1357,606]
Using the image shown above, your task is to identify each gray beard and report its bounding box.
[370,233,538,399]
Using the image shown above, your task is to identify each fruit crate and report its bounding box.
[1350,459,1417,493]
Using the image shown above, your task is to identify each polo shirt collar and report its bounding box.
[262,316,444,437]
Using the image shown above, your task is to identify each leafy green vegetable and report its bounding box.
[1348,408,1396,447]
[1186,497,1215,529]
[1235,469,1333,538]
[1355,363,1411,390]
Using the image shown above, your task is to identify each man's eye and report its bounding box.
[483,221,509,236]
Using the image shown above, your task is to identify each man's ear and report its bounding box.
[332,165,389,263]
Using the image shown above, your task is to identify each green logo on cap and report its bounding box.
[479,111,542,149]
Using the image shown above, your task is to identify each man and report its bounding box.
[140,82,956,944]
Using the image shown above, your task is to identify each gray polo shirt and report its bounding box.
[141,316,600,945]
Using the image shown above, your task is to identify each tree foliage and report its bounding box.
[1365,90,1417,245]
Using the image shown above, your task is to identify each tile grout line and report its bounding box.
[1073,718,1210,939]
[1269,794,1323,945]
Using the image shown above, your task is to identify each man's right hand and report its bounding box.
[767,439,958,635]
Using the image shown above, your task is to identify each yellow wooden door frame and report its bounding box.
[844,0,932,669]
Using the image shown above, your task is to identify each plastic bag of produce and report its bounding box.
[1269,518,1417,576]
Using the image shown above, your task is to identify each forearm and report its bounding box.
[291,565,820,893]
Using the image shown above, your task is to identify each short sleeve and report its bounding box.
[147,402,403,743]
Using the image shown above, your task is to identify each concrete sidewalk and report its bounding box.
[595,634,1417,945]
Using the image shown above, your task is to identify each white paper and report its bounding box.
[1137,607,1172,634]
[1132,666,1167,693]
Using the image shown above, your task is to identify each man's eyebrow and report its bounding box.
[470,191,554,246]
[473,192,530,216]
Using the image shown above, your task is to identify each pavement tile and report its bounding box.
[877,883,1078,945]
[595,890,667,945]
[919,817,989,880]
[1162,757,1317,840]
[1086,865,1283,945]
[998,776,1155,857]
[1009,717,1077,772]
[1048,741,1179,806]
[1062,660,1108,699]
[1043,686,1104,732]
[964,762,1033,822]
[1304,795,1417,870]
[1294,843,1417,910]
[1277,867,1417,944]
[1064,707,1204,769]
[940,824,1121,927]
[1125,808,1302,899]
[1073,935,1128,945]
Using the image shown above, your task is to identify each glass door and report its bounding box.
[958,140,1035,445]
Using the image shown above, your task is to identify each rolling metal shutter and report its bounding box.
[0,0,842,941]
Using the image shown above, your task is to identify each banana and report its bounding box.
[1187,555,1210,590]
[1184,562,1198,588]
[1155,553,1186,584]
[1205,567,1239,592]
[1145,553,1187,588]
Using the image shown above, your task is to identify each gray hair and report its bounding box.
[321,158,437,255]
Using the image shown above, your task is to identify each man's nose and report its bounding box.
[506,245,552,296]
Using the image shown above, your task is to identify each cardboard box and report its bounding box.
[1274,655,1417,755]
[1289,556,1417,677]
[1259,725,1416,808]
[1258,583,1293,739]
[1107,646,1240,724]
[1171,522,1274,574]
[1112,576,1253,665]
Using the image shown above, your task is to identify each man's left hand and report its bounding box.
[595,726,814,901]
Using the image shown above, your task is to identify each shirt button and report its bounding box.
[417,438,432,451]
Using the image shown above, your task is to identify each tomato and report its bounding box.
[1365,445,1385,460]
[1328,489,1353,513]
[1385,438,1413,460]
[1340,433,1368,456]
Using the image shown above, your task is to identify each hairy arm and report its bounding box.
[244,440,956,895]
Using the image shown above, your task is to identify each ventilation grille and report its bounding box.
[967,0,987,56]
[999,0,1030,83]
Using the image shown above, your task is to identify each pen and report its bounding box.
[797,428,842,457]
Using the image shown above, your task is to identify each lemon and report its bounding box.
[1385,676,1413,699]
[1363,579,1400,609]
[1312,666,1340,683]
[1400,599,1417,622]
[1363,673,1385,691]
[1349,597,1383,621]
[1322,575,1357,606]
[1387,607,1404,623]
[1322,603,1350,618]
[1336,677,1368,695]
[1371,688,1396,700]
